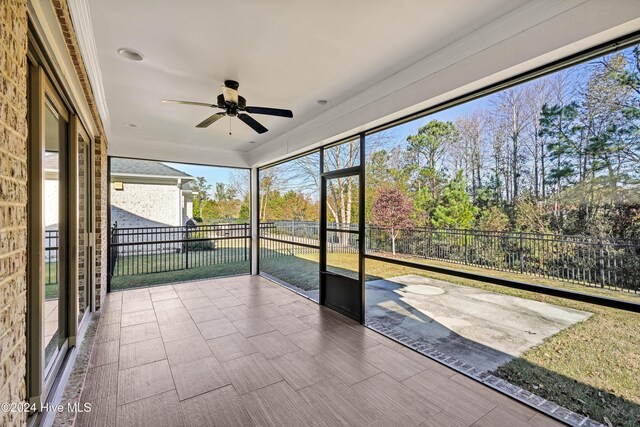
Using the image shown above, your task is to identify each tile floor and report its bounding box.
[45,299,58,346]
[77,275,562,427]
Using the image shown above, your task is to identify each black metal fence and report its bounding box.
[259,220,640,293]
[109,223,250,278]
[106,221,640,292]
[45,230,58,286]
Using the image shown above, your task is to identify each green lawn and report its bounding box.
[260,252,640,426]
[45,262,58,300]
[110,245,250,291]
[110,260,250,291]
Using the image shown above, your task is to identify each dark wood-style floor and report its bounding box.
[76,275,562,427]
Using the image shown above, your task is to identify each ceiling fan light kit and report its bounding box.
[162,80,293,134]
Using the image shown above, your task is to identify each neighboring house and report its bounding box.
[110,158,196,229]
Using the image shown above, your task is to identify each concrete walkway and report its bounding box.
[365,275,592,372]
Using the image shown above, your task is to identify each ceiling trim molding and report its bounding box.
[66,0,111,138]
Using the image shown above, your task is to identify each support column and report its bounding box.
[250,167,259,275]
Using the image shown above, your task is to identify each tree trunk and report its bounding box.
[391,230,396,255]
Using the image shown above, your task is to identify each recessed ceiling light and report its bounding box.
[117,48,144,61]
[317,99,329,105]
[124,123,137,127]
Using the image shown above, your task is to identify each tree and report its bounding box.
[491,87,533,203]
[259,170,277,221]
[191,177,212,219]
[200,199,220,222]
[238,194,250,221]
[371,187,414,254]
[514,196,551,234]
[365,147,411,222]
[406,120,459,202]
[213,183,237,202]
[281,190,316,221]
[455,111,486,199]
[431,171,478,229]
[478,206,510,232]
[524,79,552,199]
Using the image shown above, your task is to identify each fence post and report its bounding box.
[185,225,189,270]
[464,229,468,264]
[599,237,605,288]
[245,223,249,261]
[108,225,118,285]
[424,228,428,258]
[291,221,295,256]
[519,231,524,274]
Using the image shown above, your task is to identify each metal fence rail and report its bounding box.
[45,230,58,286]
[109,223,250,278]
[103,221,640,292]
[259,220,640,293]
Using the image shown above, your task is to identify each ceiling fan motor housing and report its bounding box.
[224,80,240,90]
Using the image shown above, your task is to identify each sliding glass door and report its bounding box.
[42,92,69,376]
[76,127,93,326]
[27,51,94,412]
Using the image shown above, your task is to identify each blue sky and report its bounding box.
[164,162,248,192]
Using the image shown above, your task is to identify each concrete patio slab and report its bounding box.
[365,274,592,372]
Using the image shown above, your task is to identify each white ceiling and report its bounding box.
[77,0,640,167]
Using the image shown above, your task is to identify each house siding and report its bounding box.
[0,1,29,426]
[111,182,182,228]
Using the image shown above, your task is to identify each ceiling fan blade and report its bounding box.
[162,99,216,108]
[196,113,226,128]
[221,86,239,105]
[238,113,268,134]
[245,106,293,118]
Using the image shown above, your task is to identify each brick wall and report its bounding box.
[0,1,29,426]
[51,0,109,308]
[95,137,107,307]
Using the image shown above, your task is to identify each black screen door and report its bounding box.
[319,139,365,321]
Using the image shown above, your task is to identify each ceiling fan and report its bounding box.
[161,80,293,134]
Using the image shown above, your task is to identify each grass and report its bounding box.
[45,262,58,300]
[260,252,640,426]
[110,260,250,290]
[110,245,250,290]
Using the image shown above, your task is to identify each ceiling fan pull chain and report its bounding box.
[229,117,232,135]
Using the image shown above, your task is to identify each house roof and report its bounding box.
[46,155,195,183]
[181,181,195,191]
[111,158,193,179]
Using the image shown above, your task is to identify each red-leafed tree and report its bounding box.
[371,187,414,254]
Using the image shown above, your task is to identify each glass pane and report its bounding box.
[78,136,89,323]
[44,100,65,372]
[259,151,320,301]
[326,175,359,280]
[323,138,359,172]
